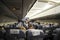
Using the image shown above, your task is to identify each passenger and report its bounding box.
[28,24,34,29]
[19,26,26,32]
[0,26,2,30]
[33,22,38,29]
[16,20,24,28]
[37,22,42,29]
[23,21,29,29]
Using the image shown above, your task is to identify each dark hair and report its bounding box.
[38,22,40,24]
[18,19,23,22]
[30,20,35,22]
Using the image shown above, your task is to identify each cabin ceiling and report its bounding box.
[1,0,23,19]
[38,13,60,20]
[0,0,36,23]
[33,12,60,20]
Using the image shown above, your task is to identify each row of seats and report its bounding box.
[43,28,60,40]
[0,23,60,40]
[26,29,44,40]
[0,27,44,40]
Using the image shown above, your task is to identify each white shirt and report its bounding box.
[16,22,23,27]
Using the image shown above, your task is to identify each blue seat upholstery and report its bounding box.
[5,29,25,40]
[26,29,44,40]
[53,28,60,40]
[0,30,4,39]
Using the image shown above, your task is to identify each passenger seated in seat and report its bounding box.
[19,26,26,32]
[28,24,34,29]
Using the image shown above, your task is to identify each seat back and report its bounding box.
[5,29,25,40]
[26,29,44,40]
[54,28,60,40]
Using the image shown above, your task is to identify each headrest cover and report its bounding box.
[10,29,20,34]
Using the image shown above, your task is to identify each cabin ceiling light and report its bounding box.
[25,1,53,18]
[29,5,60,19]
[25,0,59,19]
[38,0,60,3]
[50,0,60,3]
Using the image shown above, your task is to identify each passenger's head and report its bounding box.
[18,19,23,23]
[37,22,40,25]
[28,24,34,29]
[49,24,52,26]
